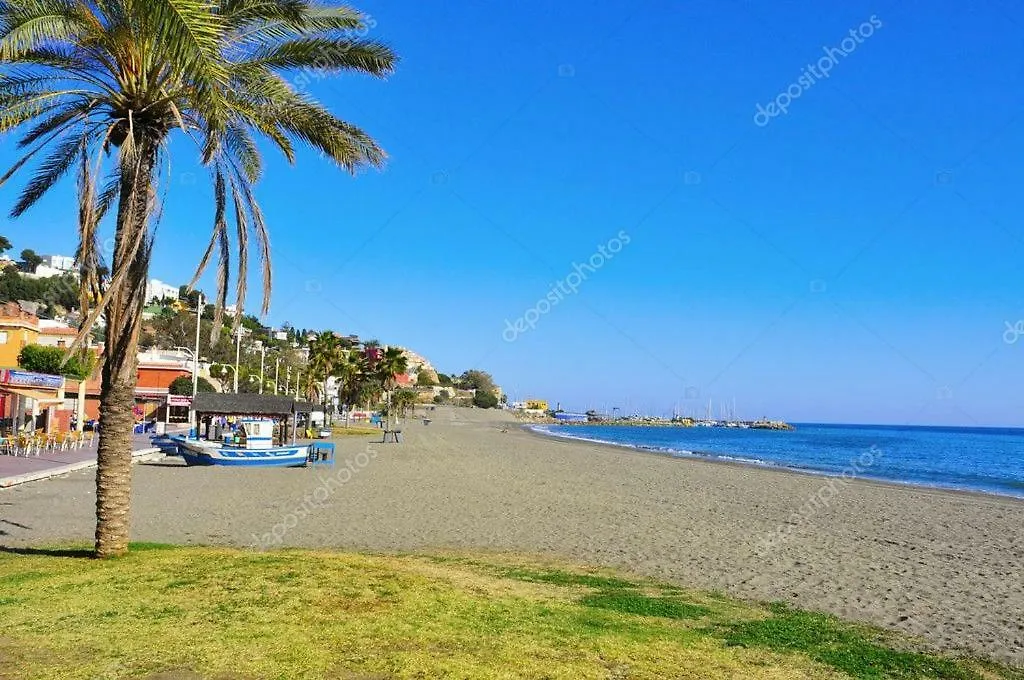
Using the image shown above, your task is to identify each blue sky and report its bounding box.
[3,0,1024,425]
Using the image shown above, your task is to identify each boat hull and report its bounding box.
[151,434,190,456]
[179,441,309,467]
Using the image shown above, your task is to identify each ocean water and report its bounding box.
[532,423,1024,499]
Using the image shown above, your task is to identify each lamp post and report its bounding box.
[174,344,199,431]
[192,293,202,399]
[219,364,237,392]
[274,357,281,395]
[178,292,202,433]
[258,344,266,394]
[233,327,241,394]
[285,366,291,394]
[295,369,302,399]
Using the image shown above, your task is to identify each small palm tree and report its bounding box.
[0,0,396,557]
[308,330,344,417]
[375,346,407,426]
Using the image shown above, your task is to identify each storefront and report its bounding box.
[0,369,66,433]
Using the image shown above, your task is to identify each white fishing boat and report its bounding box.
[179,419,309,467]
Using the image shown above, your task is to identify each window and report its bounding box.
[0,331,7,344]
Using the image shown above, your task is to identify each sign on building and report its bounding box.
[0,369,63,389]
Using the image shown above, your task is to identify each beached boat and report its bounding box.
[151,433,188,455]
[179,419,309,467]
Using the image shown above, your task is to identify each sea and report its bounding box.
[531,423,1024,499]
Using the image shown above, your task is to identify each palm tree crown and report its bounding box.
[0,0,396,333]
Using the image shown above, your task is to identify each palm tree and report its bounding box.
[334,347,362,423]
[307,330,344,418]
[375,346,407,426]
[0,0,396,557]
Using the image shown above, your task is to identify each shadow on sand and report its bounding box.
[0,545,94,558]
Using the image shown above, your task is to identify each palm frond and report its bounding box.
[0,0,91,60]
[245,37,395,76]
[228,175,248,330]
[11,131,84,216]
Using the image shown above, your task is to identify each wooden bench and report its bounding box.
[382,429,402,443]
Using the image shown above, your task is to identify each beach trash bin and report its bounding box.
[154,421,166,435]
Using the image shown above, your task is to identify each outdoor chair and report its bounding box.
[53,432,71,451]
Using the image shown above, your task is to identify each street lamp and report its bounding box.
[258,344,266,394]
[219,364,237,392]
[274,356,281,395]
[175,291,202,433]
[232,327,241,394]
[173,344,198,429]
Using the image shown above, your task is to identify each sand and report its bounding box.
[2,406,1022,665]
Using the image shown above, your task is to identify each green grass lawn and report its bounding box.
[0,545,1019,679]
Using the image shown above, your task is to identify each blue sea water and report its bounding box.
[533,423,1024,499]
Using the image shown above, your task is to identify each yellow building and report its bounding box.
[0,302,40,367]
[524,399,548,411]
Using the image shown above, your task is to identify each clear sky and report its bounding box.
[3,0,1024,426]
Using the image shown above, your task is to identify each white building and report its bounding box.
[27,254,77,279]
[41,254,75,271]
[145,278,179,303]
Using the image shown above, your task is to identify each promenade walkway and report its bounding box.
[0,429,180,488]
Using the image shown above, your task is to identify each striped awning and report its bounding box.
[0,386,63,405]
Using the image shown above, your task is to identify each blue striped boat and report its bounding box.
[178,419,309,467]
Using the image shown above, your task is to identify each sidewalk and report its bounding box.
[0,430,174,488]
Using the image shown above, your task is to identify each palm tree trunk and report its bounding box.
[94,142,157,558]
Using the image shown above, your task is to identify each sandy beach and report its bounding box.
[2,406,1022,665]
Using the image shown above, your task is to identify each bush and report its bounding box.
[169,375,217,395]
[472,390,499,409]
[17,344,91,379]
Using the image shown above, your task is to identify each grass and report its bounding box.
[0,546,1019,680]
[329,425,383,436]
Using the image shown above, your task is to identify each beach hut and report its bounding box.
[190,393,317,445]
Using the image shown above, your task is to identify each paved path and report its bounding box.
[0,431,172,487]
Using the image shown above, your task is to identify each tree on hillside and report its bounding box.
[18,345,91,380]
[169,375,216,395]
[0,235,10,255]
[416,370,437,386]
[18,249,42,273]
[0,0,396,558]
[473,390,499,409]
[178,286,202,309]
[458,369,497,393]
[436,373,453,387]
